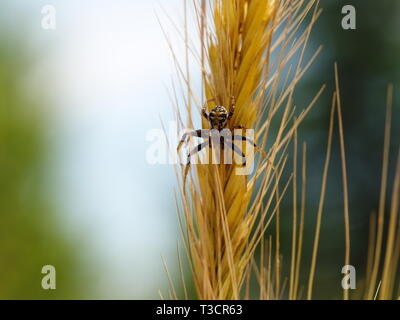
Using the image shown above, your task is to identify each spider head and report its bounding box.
[209,105,228,129]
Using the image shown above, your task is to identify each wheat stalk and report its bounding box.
[170,0,324,300]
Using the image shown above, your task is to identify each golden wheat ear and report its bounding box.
[169,0,324,300]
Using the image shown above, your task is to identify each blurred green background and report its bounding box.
[0,29,86,299]
[0,1,399,299]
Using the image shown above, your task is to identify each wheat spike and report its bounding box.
[173,0,322,300]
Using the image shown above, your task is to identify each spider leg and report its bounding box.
[228,95,236,120]
[232,135,275,170]
[183,141,210,191]
[224,140,246,166]
[232,135,265,155]
[177,129,210,152]
[201,106,209,121]
[201,98,216,121]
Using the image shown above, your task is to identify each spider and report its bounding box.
[177,96,267,187]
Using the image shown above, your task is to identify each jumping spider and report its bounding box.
[177,96,268,187]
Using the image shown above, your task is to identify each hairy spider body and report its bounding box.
[177,96,267,188]
[208,105,229,130]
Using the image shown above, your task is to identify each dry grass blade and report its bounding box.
[293,141,307,299]
[334,63,351,300]
[365,84,393,299]
[307,93,336,300]
[380,149,400,299]
[289,127,298,300]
